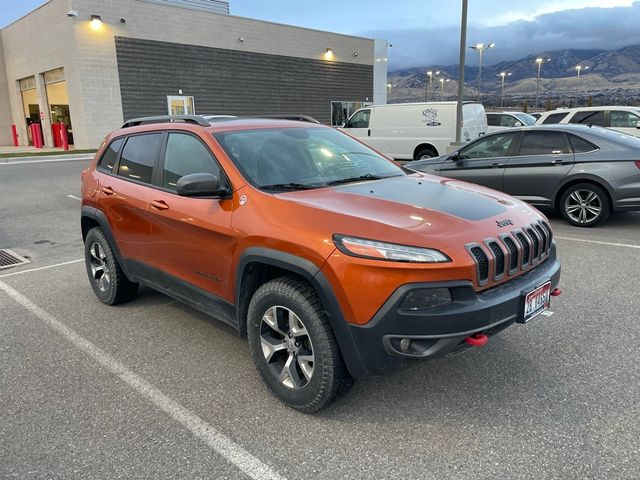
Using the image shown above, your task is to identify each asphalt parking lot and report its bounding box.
[1,157,639,479]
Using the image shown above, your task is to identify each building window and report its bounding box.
[167,96,195,115]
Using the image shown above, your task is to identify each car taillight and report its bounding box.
[635,161,640,170]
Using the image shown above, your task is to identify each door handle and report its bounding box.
[101,186,115,196]
[367,129,371,137]
[491,162,504,168]
[551,159,563,164]
[150,199,169,211]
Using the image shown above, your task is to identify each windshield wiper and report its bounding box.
[324,174,388,186]
[260,183,319,191]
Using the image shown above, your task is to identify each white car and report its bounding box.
[535,106,640,138]
[341,101,488,160]
[486,112,536,133]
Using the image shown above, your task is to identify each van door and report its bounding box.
[343,109,371,140]
[462,104,488,141]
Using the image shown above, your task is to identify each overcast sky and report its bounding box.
[2,1,638,70]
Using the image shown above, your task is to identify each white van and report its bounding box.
[341,101,487,160]
[535,106,640,138]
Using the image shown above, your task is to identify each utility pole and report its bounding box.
[455,0,468,143]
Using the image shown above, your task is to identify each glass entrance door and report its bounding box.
[167,96,195,115]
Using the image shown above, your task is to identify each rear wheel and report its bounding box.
[84,227,139,305]
[247,277,352,413]
[415,147,438,160]
[559,183,611,227]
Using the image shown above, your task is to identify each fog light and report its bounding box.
[400,288,452,311]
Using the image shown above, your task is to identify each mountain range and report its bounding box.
[388,44,640,107]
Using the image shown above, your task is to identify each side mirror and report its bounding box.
[514,121,523,127]
[635,121,640,129]
[449,152,461,162]
[176,173,228,198]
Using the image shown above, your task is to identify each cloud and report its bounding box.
[362,2,640,70]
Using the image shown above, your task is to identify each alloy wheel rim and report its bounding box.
[565,189,602,224]
[89,242,111,292]
[259,306,314,389]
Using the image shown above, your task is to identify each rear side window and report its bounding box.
[117,133,163,184]
[162,133,221,190]
[98,138,124,172]
[569,135,598,153]
[569,110,605,126]
[542,112,569,124]
[516,132,568,156]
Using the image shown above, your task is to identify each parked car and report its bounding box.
[81,114,560,412]
[530,113,542,121]
[535,106,640,138]
[341,101,487,160]
[408,124,640,227]
[486,111,536,133]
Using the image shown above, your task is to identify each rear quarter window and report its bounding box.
[542,112,570,125]
[569,135,598,153]
[97,138,124,172]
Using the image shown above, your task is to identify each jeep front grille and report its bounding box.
[467,221,552,286]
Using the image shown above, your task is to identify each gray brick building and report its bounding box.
[0,0,388,148]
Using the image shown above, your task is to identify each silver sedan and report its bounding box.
[408,124,640,227]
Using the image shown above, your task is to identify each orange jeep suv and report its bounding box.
[81,115,561,412]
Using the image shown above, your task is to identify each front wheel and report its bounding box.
[247,277,352,413]
[415,147,437,160]
[559,183,611,227]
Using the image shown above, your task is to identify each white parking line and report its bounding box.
[555,236,640,250]
[0,259,84,278]
[67,194,82,201]
[0,280,286,480]
[0,156,93,165]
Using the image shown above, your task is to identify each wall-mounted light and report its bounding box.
[324,48,334,60]
[90,15,102,29]
[67,10,78,18]
[239,37,244,42]
[353,49,359,57]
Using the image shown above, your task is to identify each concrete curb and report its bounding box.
[0,154,95,165]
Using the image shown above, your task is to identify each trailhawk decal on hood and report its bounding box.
[336,176,508,221]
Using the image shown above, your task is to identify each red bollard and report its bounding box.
[11,125,19,146]
[60,123,69,151]
[29,124,36,147]
[51,123,61,148]
[34,124,44,148]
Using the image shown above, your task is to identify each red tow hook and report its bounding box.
[551,287,562,297]
[465,333,488,347]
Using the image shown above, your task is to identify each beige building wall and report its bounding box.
[69,0,375,147]
[0,36,12,145]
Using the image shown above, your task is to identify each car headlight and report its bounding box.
[333,235,450,263]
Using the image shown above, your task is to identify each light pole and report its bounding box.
[440,78,450,96]
[455,0,468,143]
[469,42,495,102]
[535,57,551,108]
[425,70,440,102]
[575,65,589,106]
[498,72,511,108]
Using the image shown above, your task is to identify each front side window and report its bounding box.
[98,138,124,172]
[542,112,569,125]
[569,110,605,126]
[457,132,516,160]
[517,132,567,156]
[513,113,536,126]
[214,127,402,190]
[347,109,371,129]
[117,133,163,184]
[162,133,221,190]
[500,115,518,127]
[610,110,640,128]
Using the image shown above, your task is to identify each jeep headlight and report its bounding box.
[333,235,450,263]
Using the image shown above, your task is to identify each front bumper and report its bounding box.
[347,244,561,376]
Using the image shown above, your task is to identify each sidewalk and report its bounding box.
[0,152,95,164]
[0,145,96,163]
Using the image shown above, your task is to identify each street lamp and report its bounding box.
[535,57,551,108]
[469,42,495,102]
[439,78,450,96]
[425,70,440,102]
[575,65,589,106]
[498,72,512,108]
[455,0,469,144]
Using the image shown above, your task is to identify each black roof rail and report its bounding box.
[122,115,211,128]
[251,114,321,124]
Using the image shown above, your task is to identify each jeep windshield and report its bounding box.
[214,127,404,191]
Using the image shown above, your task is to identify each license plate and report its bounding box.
[521,281,552,323]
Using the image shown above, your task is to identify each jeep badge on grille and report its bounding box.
[496,219,514,227]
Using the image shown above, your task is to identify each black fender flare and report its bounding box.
[236,247,369,377]
[81,206,132,279]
